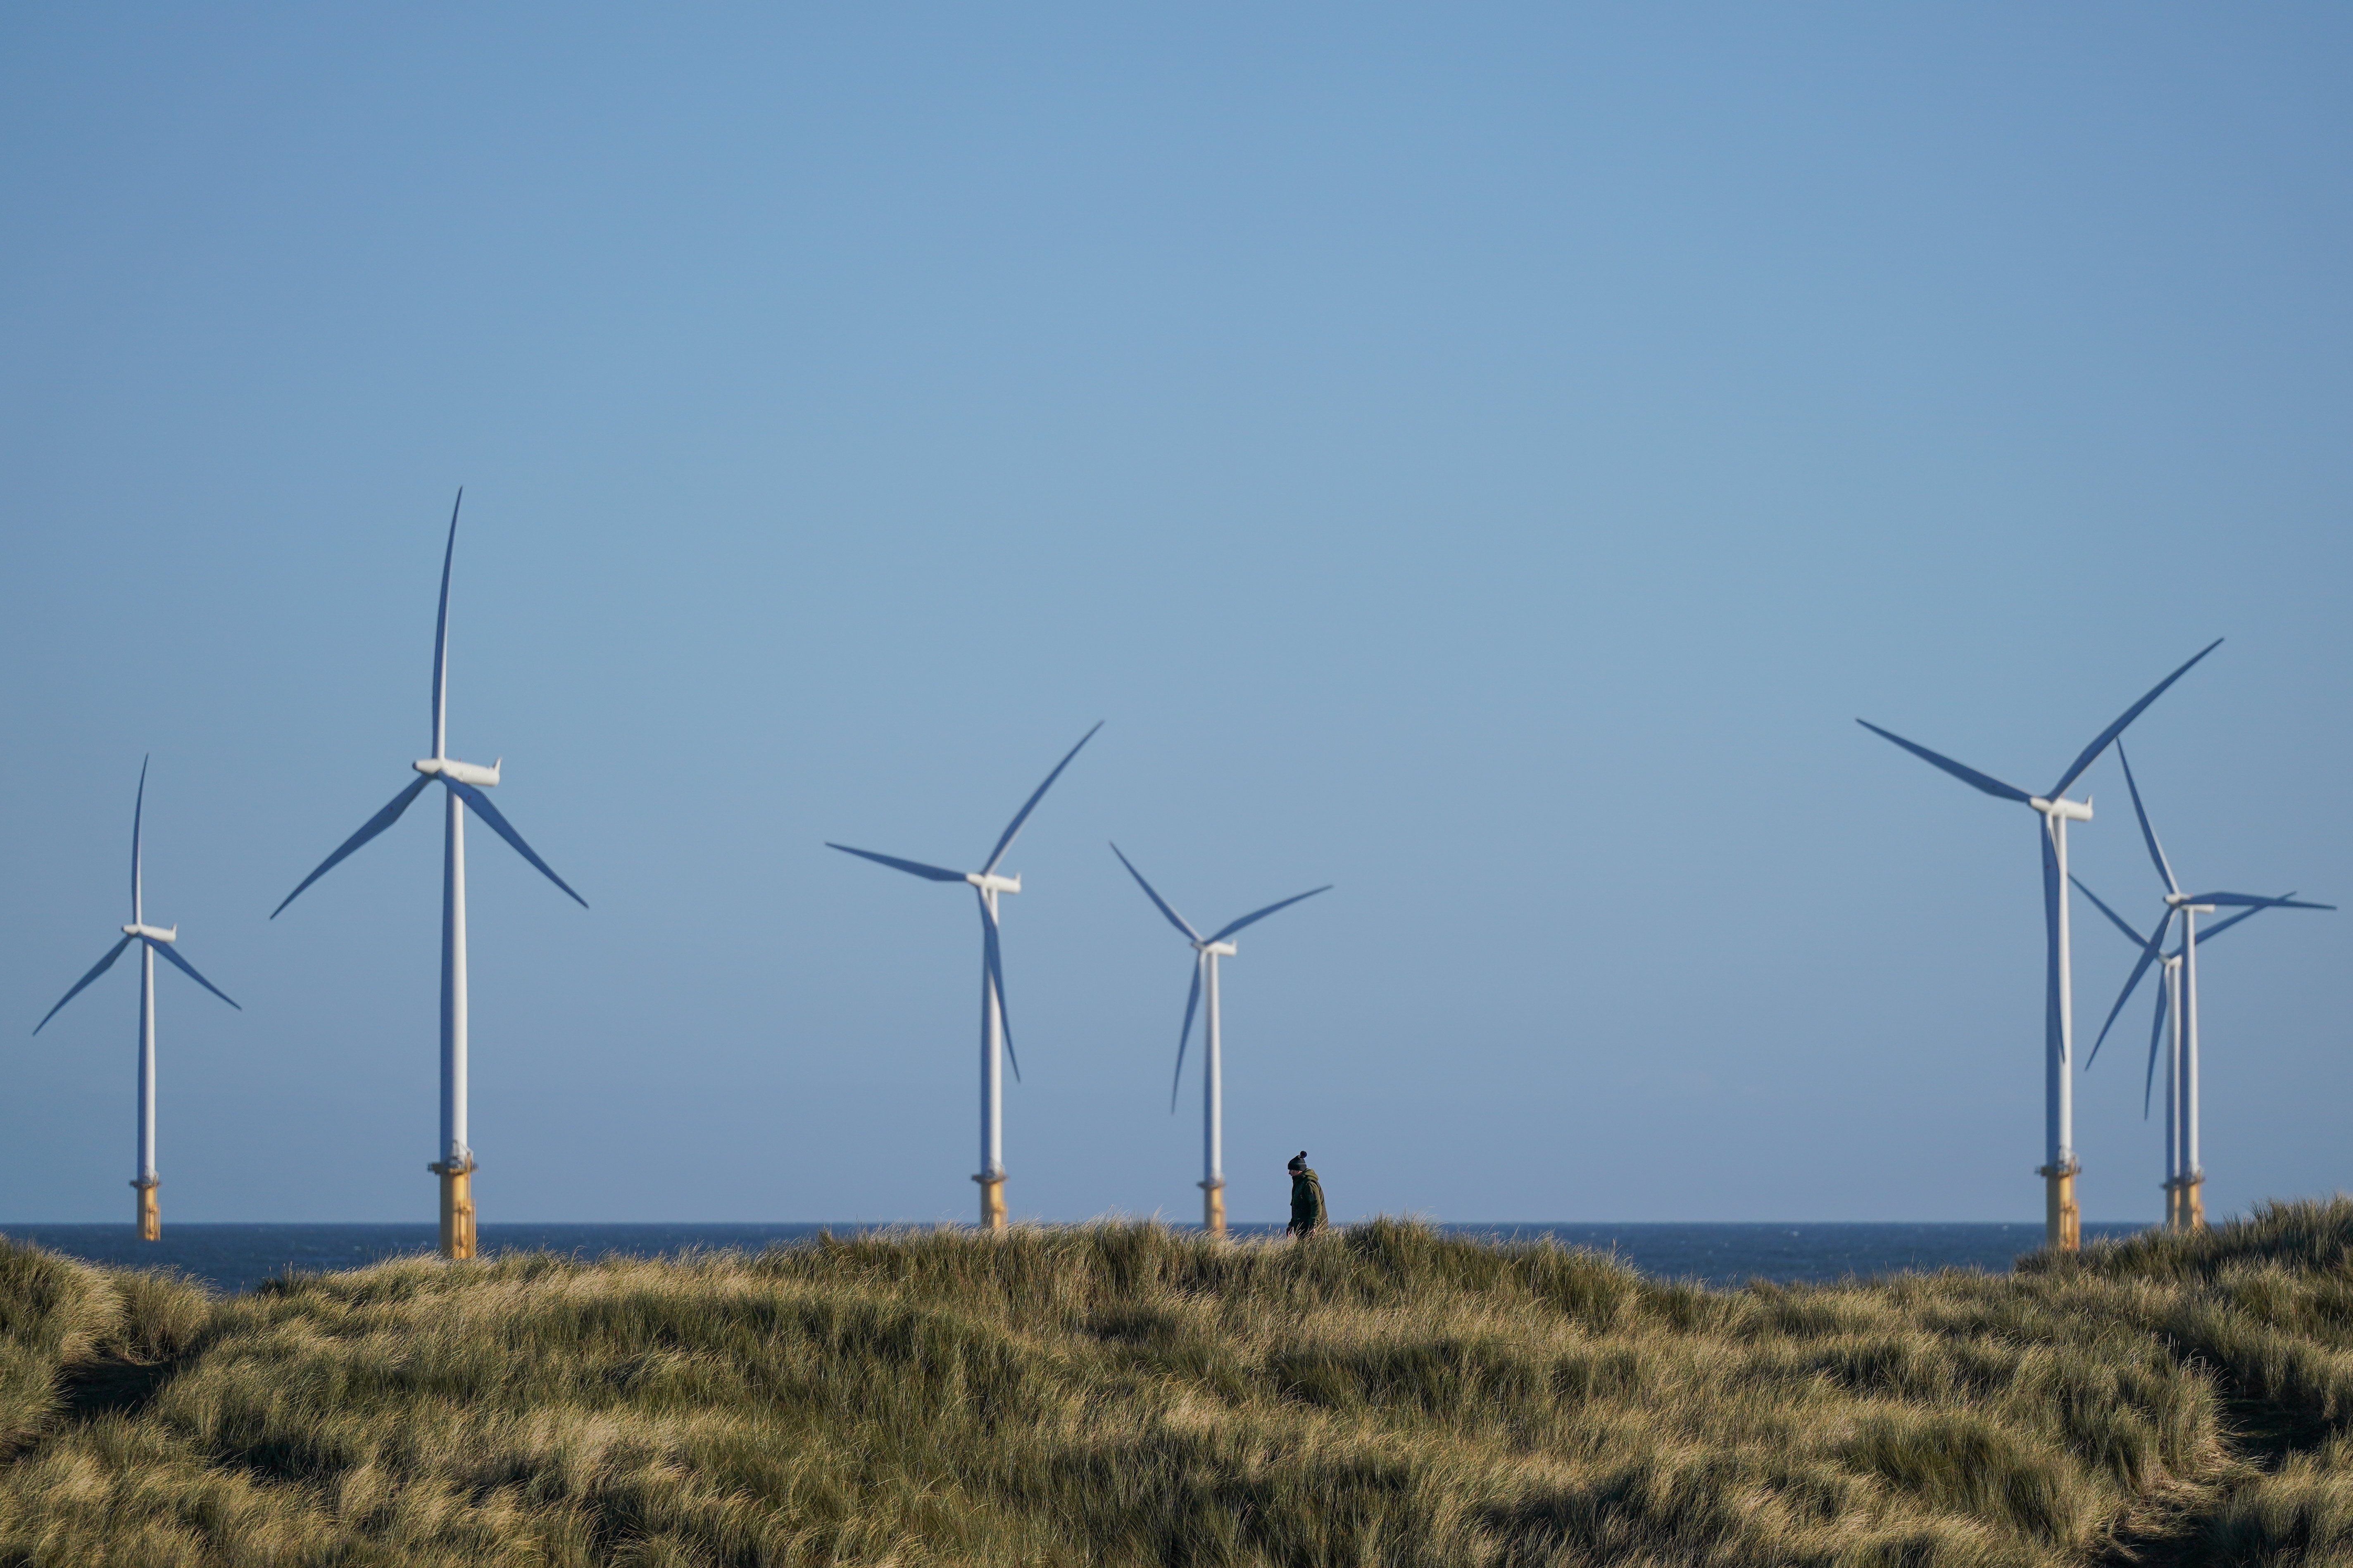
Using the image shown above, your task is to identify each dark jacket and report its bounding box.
[1288,1167,1327,1235]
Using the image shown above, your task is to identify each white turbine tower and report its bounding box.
[827,723,1100,1232]
[2073,744,2332,1231]
[1109,844,1328,1235]
[272,491,586,1259]
[1859,640,2219,1250]
[34,758,240,1238]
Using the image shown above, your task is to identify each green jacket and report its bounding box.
[1288,1168,1327,1234]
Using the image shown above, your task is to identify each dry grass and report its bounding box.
[5,1204,2353,1564]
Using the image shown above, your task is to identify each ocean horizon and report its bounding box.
[0,1220,2152,1297]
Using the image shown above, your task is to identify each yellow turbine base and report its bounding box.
[975,1174,1007,1233]
[2039,1162,2080,1252]
[2183,1176,2205,1231]
[1201,1180,1226,1237]
[134,1178,159,1241]
[431,1161,477,1259]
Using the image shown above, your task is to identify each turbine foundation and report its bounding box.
[2039,1161,2080,1251]
[2182,1174,2205,1231]
[1200,1178,1226,1237]
[975,1173,1006,1233]
[431,1160,477,1259]
[133,1177,159,1241]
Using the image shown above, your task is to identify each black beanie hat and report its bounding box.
[1288,1151,1307,1173]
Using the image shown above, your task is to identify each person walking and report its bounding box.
[1286,1151,1326,1238]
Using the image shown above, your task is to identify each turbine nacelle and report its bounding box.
[2029,796,2095,822]
[414,756,502,788]
[966,872,1021,896]
[1197,940,1238,957]
[121,923,176,943]
[2162,896,2218,913]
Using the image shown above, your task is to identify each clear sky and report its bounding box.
[3,7,2347,1227]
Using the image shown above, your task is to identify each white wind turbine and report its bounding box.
[827,723,1100,1231]
[2073,744,2332,1231]
[1859,640,2219,1250]
[34,758,240,1238]
[272,492,586,1259]
[1110,844,1328,1235]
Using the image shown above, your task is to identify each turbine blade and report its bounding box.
[2191,903,2270,948]
[1171,954,1202,1112]
[2183,891,2337,911]
[1856,720,2032,803]
[132,754,148,925]
[2144,982,2169,1119]
[983,722,1102,875]
[1109,843,1200,942]
[2048,639,2223,799]
[2068,874,2146,947]
[826,843,966,881]
[149,939,239,1012]
[2115,745,2180,896]
[33,936,134,1035]
[432,489,462,757]
[272,776,432,918]
[980,892,1018,1083]
[2087,909,2169,1068]
[442,777,588,908]
[1209,884,1334,944]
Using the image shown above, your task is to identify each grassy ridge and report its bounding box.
[4,1208,2353,1564]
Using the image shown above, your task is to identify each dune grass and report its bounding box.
[4,1205,2353,1563]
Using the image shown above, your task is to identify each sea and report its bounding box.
[0,1220,2150,1297]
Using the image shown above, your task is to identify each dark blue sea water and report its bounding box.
[0,1220,2149,1297]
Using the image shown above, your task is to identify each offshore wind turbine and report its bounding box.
[33,758,240,1238]
[827,723,1101,1231]
[2072,744,2332,1230]
[272,492,586,1259]
[1858,640,2220,1249]
[1109,844,1329,1235]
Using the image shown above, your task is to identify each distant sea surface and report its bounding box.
[0,1221,2148,1297]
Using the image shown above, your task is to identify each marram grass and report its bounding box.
[8,1206,2353,1564]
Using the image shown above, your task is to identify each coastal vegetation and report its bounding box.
[8,1204,2353,1563]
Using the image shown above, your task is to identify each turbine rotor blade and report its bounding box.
[272,776,432,918]
[2116,745,2179,896]
[433,489,462,757]
[1109,842,1199,941]
[1209,884,1334,944]
[2191,903,2272,948]
[132,753,149,924]
[2087,907,2170,1068]
[2143,982,2169,1119]
[825,843,967,881]
[1856,721,2032,802]
[979,892,1018,1082]
[33,936,134,1035]
[2068,874,2146,947]
[1171,954,1202,1113]
[148,938,240,1011]
[442,777,588,908]
[983,721,1102,876]
[2183,891,2336,911]
[2048,639,2222,800]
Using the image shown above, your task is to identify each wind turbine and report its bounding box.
[34,758,240,1238]
[272,491,586,1259]
[827,723,1101,1231]
[1109,844,1329,1235]
[2072,744,2332,1231]
[1858,640,2220,1249]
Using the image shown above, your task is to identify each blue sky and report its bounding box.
[2,7,2346,1225]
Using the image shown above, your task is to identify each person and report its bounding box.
[1286,1151,1326,1238]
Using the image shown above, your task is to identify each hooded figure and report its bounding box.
[1286,1152,1326,1238]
